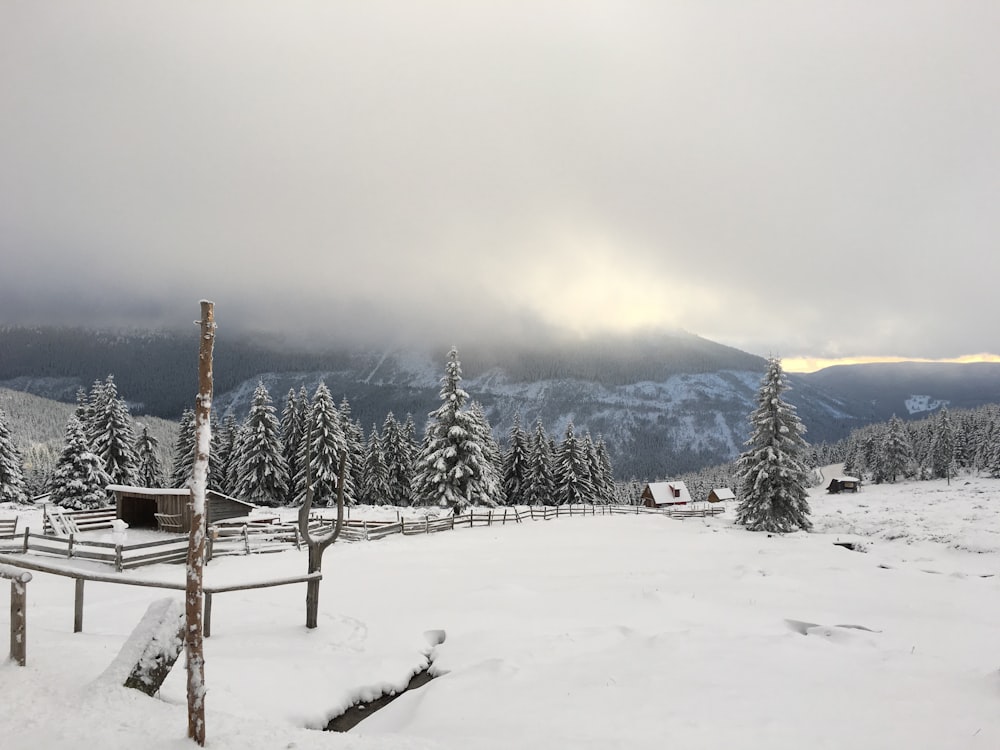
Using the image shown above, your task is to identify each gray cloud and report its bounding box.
[2,1,998,358]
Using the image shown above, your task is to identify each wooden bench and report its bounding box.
[0,517,19,538]
[154,513,185,533]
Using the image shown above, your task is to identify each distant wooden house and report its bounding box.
[640,481,692,507]
[826,477,861,494]
[707,488,735,503]
[107,485,257,533]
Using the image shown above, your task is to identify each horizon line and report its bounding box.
[783,353,1000,374]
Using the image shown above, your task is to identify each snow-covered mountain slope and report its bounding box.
[212,354,848,480]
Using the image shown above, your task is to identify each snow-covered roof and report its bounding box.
[832,477,861,483]
[711,488,735,500]
[106,485,190,496]
[644,481,692,505]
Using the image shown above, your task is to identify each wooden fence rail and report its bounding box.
[18,530,189,571]
[0,553,319,638]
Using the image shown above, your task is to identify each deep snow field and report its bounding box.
[2,472,1000,750]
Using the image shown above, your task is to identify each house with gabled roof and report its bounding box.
[640,481,691,507]
[707,488,735,503]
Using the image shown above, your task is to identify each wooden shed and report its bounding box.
[826,477,861,494]
[707,488,735,503]
[640,481,691,507]
[107,485,257,533]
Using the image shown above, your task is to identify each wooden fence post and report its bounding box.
[115,544,123,572]
[1,566,31,666]
[204,592,213,638]
[74,578,85,633]
[242,525,250,555]
[22,527,29,554]
[68,533,75,559]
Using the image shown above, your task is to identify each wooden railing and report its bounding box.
[17,529,189,571]
[0,552,320,638]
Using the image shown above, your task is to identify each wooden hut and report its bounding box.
[826,477,861,494]
[707,488,735,503]
[640,481,691,507]
[108,485,257,533]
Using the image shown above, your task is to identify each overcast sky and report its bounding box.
[2,1,998,365]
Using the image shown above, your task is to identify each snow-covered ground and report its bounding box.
[3,472,1000,749]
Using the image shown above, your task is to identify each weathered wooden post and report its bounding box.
[297,433,345,629]
[186,300,215,746]
[1,563,32,666]
[74,578,85,633]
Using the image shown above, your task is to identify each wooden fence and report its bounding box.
[17,529,189,571]
[0,552,320,638]
[6,503,726,570]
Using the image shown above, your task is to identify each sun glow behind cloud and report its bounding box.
[500,230,708,336]
[783,353,1000,373]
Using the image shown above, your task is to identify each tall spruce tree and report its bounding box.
[211,413,239,494]
[882,415,914,483]
[382,412,413,506]
[50,417,111,509]
[134,424,164,488]
[734,357,812,532]
[591,435,616,504]
[170,409,197,488]
[89,375,139,486]
[295,382,347,506]
[412,347,499,511]
[280,388,304,503]
[525,418,555,506]
[931,407,956,482]
[361,424,390,505]
[233,381,289,506]
[0,409,28,504]
[554,421,593,505]
[339,398,365,506]
[501,414,531,506]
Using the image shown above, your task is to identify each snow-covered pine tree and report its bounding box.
[469,402,502,475]
[381,412,412,506]
[501,414,531,506]
[554,422,593,505]
[467,401,502,504]
[591,434,616,504]
[882,415,913,483]
[734,357,812,532]
[280,389,304,504]
[361,424,390,504]
[295,382,347,506]
[931,406,956,482]
[411,347,499,511]
[524,418,555,506]
[338,397,364,506]
[89,375,140,486]
[50,416,111,509]
[211,413,239,494]
[134,424,164,488]
[83,378,106,439]
[170,409,196,488]
[0,409,28,504]
[233,381,289,506]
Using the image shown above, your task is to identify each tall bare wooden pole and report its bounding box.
[186,300,215,746]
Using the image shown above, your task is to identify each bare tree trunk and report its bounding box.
[299,450,346,629]
[186,300,215,746]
